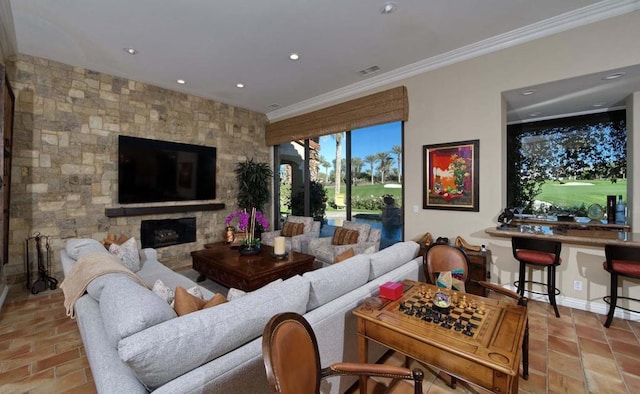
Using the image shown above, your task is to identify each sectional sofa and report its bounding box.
[60,238,424,393]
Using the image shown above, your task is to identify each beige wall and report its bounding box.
[397,12,640,314]
[5,54,270,283]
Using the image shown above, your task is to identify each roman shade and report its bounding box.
[266,86,408,145]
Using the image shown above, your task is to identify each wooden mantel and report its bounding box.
[105,203,225,218]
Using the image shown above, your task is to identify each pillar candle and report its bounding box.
[274,236,286,255]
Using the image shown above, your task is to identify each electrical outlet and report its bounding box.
[573,280,583,291]
[413,205,419,213]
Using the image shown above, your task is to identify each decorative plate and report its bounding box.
[587,203,604,220]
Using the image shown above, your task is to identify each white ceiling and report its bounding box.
[6,0,640,121]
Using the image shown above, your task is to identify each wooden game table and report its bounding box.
[191,242,315,291]
[353,280,526,393]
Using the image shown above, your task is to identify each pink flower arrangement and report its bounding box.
[225,208,269,245]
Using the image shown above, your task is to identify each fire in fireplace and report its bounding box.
[140,217,196,248]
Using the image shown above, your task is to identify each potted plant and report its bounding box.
[234,158,273,213]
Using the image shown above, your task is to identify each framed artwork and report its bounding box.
[423,139,479,211]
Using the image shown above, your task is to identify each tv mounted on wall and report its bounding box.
[118,135,216,204]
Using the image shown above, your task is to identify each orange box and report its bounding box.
[380,282,403,300]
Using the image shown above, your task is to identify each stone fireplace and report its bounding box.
[141,217,197,248]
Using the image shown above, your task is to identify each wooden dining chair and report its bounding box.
[262,312,424,394]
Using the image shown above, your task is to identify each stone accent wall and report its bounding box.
[5,54,270,284]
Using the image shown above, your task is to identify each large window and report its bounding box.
[507,110,626,218]
[274,122,404,249]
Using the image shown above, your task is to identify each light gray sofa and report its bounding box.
[60,238,424,393]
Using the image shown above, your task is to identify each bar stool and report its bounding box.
[602,244,640,328]
[512,237,562,318]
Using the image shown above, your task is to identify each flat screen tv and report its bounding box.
[118,135,216,204]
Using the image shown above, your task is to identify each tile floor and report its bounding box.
[1,284,639,393]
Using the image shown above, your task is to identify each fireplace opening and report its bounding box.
[141,217,196,248]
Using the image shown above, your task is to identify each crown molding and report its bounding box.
[267,0,640,122]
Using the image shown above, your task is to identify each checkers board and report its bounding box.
[353,279,527,393]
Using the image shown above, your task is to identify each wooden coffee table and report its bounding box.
[354,280,527,393]
[191,242,315,291]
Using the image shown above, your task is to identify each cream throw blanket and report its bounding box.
[60,252,146,319]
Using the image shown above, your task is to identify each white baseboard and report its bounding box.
[502,284,640,322]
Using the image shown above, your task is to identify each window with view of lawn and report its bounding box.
[507,110,627,219]
[274,122,404,249]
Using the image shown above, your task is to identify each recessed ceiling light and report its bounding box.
[603,72,625,80]
[124,48,138,55]
[521,90,536,96]
[528,112,542,117]
[289,53,300,61]
[236,83,244,88]
[176,79,186,84]
[592,102,606,108]
[380,1,397,14]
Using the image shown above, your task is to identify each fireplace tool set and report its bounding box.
[24,232,58,294]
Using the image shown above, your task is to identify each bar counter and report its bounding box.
[485,225,640,247]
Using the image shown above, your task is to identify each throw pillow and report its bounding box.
[174,286,228,316]
[152,280,175,305]
[227,287,247,301]
[334,248,355,263]
[332,227,359,246]
[281,221,305,237]
[108,237,142,272]
[436,269,466,293]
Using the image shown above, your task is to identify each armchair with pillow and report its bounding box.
[261,215,321,254]
[307,220,381,265]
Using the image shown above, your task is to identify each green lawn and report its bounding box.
[536,179,626,207]
[324,183,402,212]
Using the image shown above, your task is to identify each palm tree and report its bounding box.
[319,155,331,183]
[392,145,402,183]
[351,157,364,185]
[375,152,392,183]
[330,133,344,200]
[365,154,377,184]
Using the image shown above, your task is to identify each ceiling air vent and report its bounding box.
[267,103,282,110]
[359,66,380,76]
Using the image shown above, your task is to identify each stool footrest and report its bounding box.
[603,296,640,314]
[514,280,561,296]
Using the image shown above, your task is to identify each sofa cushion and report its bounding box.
[369,241,420,281]
[303,253,370,310]
[65,238,108,260]
[117,275,310,390]
[332,227,360,245]
[100,276,177,346]
[87,273,126,301]
[226,278,283,301]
